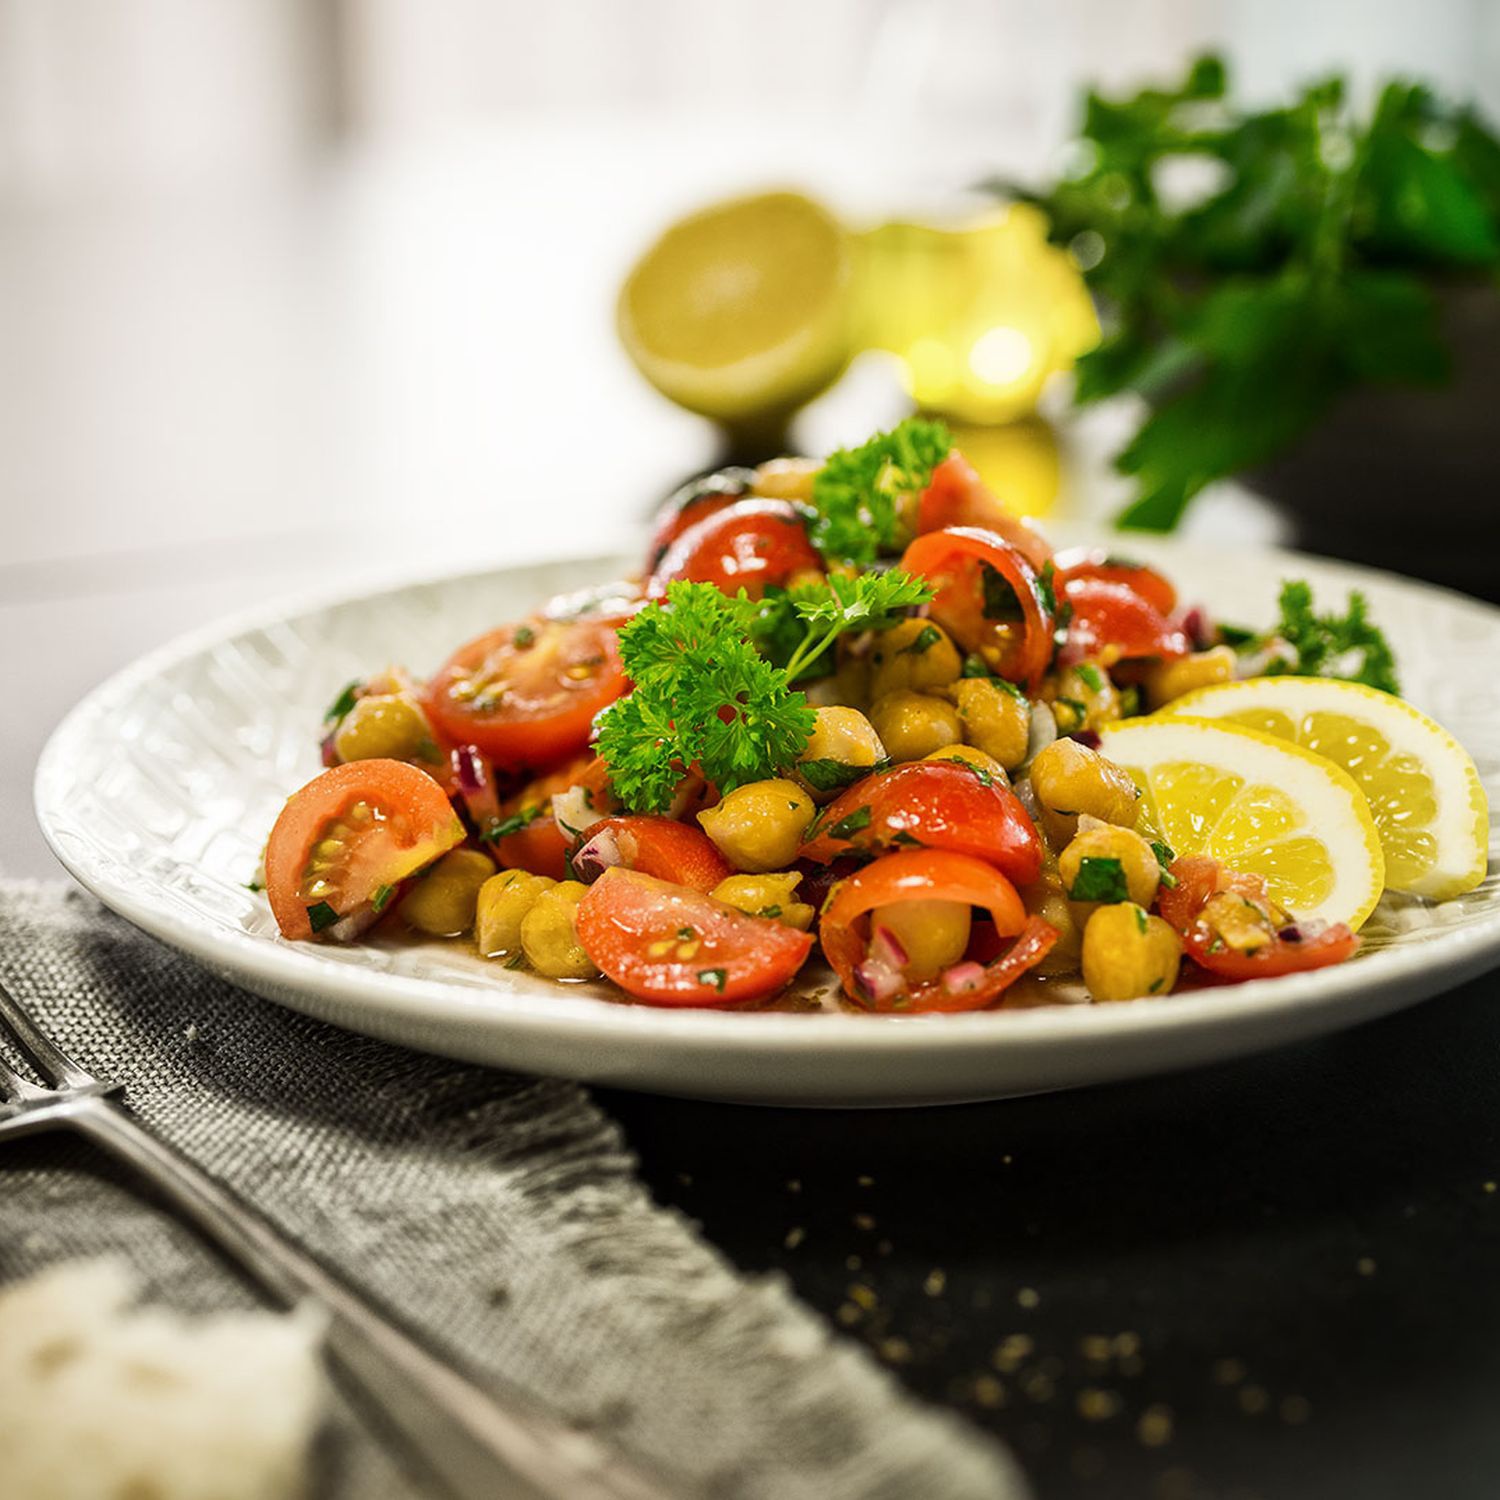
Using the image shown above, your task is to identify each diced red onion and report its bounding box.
[853,956,905,1007]
[1022,702,1057,769]
[1071,729,1102,751]
[452,745,488,796]
[328,906,380,943]
[1181,605,1213,650]
[319,733,339,768]
[572,826,623,883]
[553,784,595,842]
[1013,776,1044,823]
[869,923,910,972]
[941,961,986,995]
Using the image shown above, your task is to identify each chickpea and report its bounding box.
[698,778,816,873]
[334,694,436,763]
[1021,866,1083,977]
[520,880,598,980]
[951,678,1031,769]
[711,872,814,930]
[1143,646,1237,710]
[1081,903,1182,1002]
[1046,660,1121,735]
[796,707,887,803]
[402,849,495,937]
[924,743,1008,783]
[868,691,962,763]
[476,870,555,957]
[750,456,820,503]
[1058,821,1161,917]
[1028,738,1141,844]
[870,900,971,981]
[868,619,962,699]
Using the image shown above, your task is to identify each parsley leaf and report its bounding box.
[1067,857,1130,903]
[1262,580,1400,693]
[751,569,934,682]
[306,900,340,933]
[809,418,951,563]
[797,758,880,793]
[481,805,546,843]
[324,681,360,723]
[826,805,873,840]
[595,583,816,815]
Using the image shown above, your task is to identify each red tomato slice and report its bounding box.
[487,751,598,879]
[916,453,1053,572]
[900,526,1056,688]
[647,499,822,600]
[573,816,733,892]
[820,850,1057,1012]
[1054,548,1178,616]
[426,617,627,772]
[1159,855,1360,980]
[265,760,466,940]
[1062,578,1190,663]
[644,469,755,574]
[576,868,814,1007]
[799,760,1042,886]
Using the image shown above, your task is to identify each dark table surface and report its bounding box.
[604,970,1500,1500]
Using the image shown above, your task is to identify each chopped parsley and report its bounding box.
[757,905,783,919]
[324,681,360,723]
[371,883,395,915]
[512,624,536,648]
[1037,559,1059,618]
[980,564,1025,622]
[504,952,526,969]
[697,968,728,994]
[306,900,340,933]
[797,757,880,793]
[1076,663,1105,693]
[903,624,943,656]
[1150,840,1179,889]
[1133,905,1149,935]
[243,879,263,893]
[1067,856,1130,904]
[826,805,874,841]
[481,804,546,843]
[808,417,951,563]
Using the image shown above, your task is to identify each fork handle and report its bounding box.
[70,1097,674,1500]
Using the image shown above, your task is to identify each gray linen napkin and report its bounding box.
[0,880,1028,1500]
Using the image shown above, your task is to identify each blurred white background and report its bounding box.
[2,0,1496,872]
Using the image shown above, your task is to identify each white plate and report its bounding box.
[35,535,1500,1106]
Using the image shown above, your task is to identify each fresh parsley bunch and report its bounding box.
[1226,580,1400,694]
[1003,57,1500,531]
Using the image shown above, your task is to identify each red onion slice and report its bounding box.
[572,826,623,883]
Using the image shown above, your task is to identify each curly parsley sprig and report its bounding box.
[752,569,935,682]
[595,583,817,815]
[1225,579,1400,694]
[809,417,951,563]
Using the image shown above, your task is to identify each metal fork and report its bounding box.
[0,976,675,1500]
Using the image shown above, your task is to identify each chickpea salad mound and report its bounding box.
[260,420,1489,1012]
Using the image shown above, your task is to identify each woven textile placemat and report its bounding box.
[0,879,1028,1500]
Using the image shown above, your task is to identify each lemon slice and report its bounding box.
[1096,718,1385,931]
[617,191,854,426]
[1165,677,1489,900]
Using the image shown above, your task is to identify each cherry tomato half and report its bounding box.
[575,868,813,1007]
[572,815,733,893]
[1054,547,1177,616]
[426,617,627,772]
[265,759,466,940]
[647,499,823,600]
[799,760,1042,887]
[1061,578,1189,663]
[1159,855,1359,980]
[917,453,1053,573]
[900,526,1056,688]
[820,850,1057,1012]
[644,468,756,574]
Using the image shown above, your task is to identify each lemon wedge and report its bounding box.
[617,190,854,426]
[1096,718,1385,931]
[1164,676,1489,901]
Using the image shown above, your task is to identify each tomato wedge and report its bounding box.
[572,816,733,892]
[1061,578,1189,663]
[820,850,1057,1012]
[487,751,598,879]
[576,868,813,1006]
[265,759,466,940]
[647,499,822,600]
[1054,548,1177,616]
[900,526,1055,688]
[799,760,1042,886]
[645,468,755,573]
[1159,855,1359,980]
[917,453,1053,572]
[426,616,627,772]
